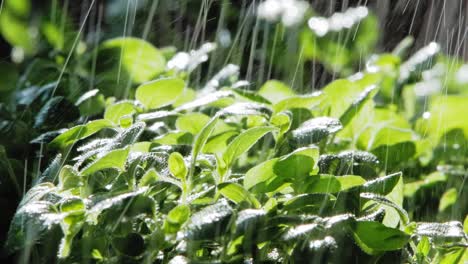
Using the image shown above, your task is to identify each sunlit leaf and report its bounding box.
[136,77,185,109]
[49,119,115,149]
[258,80,295,104]
[81,147,130,176]
[218,182,260,208]
[352,221,410,255]
[97,37,166,84]
[104,101,136,125]
[168,152,187,180]
[222,126,276,168]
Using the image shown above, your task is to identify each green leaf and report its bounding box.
[231,87,271,104]
[60,198,85,213]
[138,169,159,187]
[273,93,323,114]
[168,152,187,180]
[420,96,468,143]
[154,131,193,145]
[283,193,335,214]
[438,188,458,212]
[76,90,106,117]
[244,146,319,193]
[49,119,115,149]
[81,147,130,176]
[203,130,238,155]
[135,77,185,109]
[221,102,272,117]
[291,117,342,145]
[320,79,366,118]
[175,91,235,111]
[185,199,233,240]
[464,215,468,234]
[414,222,467,240]
[339,85,378,127]
[137,110,179,121]
[258,80,295,103]
[0,1,35,53]
[104,101,136,125]
[337,175,366,190]
[360,193,409,225]
[299,174,341,193]
[416,236,431,258]
[165,205,190,233]
[352,221,410,255]
[218,183,260,208]
[167,205,190,225]
[392,36,414,58]
[58,165,81,190]
[86,188,148,224]
[436,248,466,264]
[318,150,379,177]
[222,126,276,168]
[173,88,196,107]
[235,209,266,235]
[176,113,211,135]
[130,141,152,153]
[360,172,402,196]
[97,37,166,84]
[190,115,220,173]
[6,183,60,253]
[357,108,416,167]
[270,112,292,136]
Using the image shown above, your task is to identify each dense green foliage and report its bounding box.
[0,1,467,263]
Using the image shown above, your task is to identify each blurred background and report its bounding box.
[0,0,467,89]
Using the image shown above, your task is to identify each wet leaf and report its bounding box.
[291,117,342,145]
[136,77,185,109]
[49,119,115,149]
[352,221,410,255]
[104,101,136,125]
[164,205,190,233]
[218,182,260,208]
[258,80,295,103]
[415,222,467,240]
[168,152,187,180]
[283,193,335,214]
[244,146,319,193]
[81,147,130,176]
[339,85,378,127]
[175,91,235,111]
[97,37,166,84]
[360,172,402,196]
[222,126,276,168]
[273,92,323,114]
[176,113,211,135]
[185,199,233,240]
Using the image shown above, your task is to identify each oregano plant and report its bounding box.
[0,1,466,264]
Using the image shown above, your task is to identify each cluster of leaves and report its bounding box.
[0,2,467,263]
[4,31,468,263]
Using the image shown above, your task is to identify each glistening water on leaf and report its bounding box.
[1,1,467,263]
